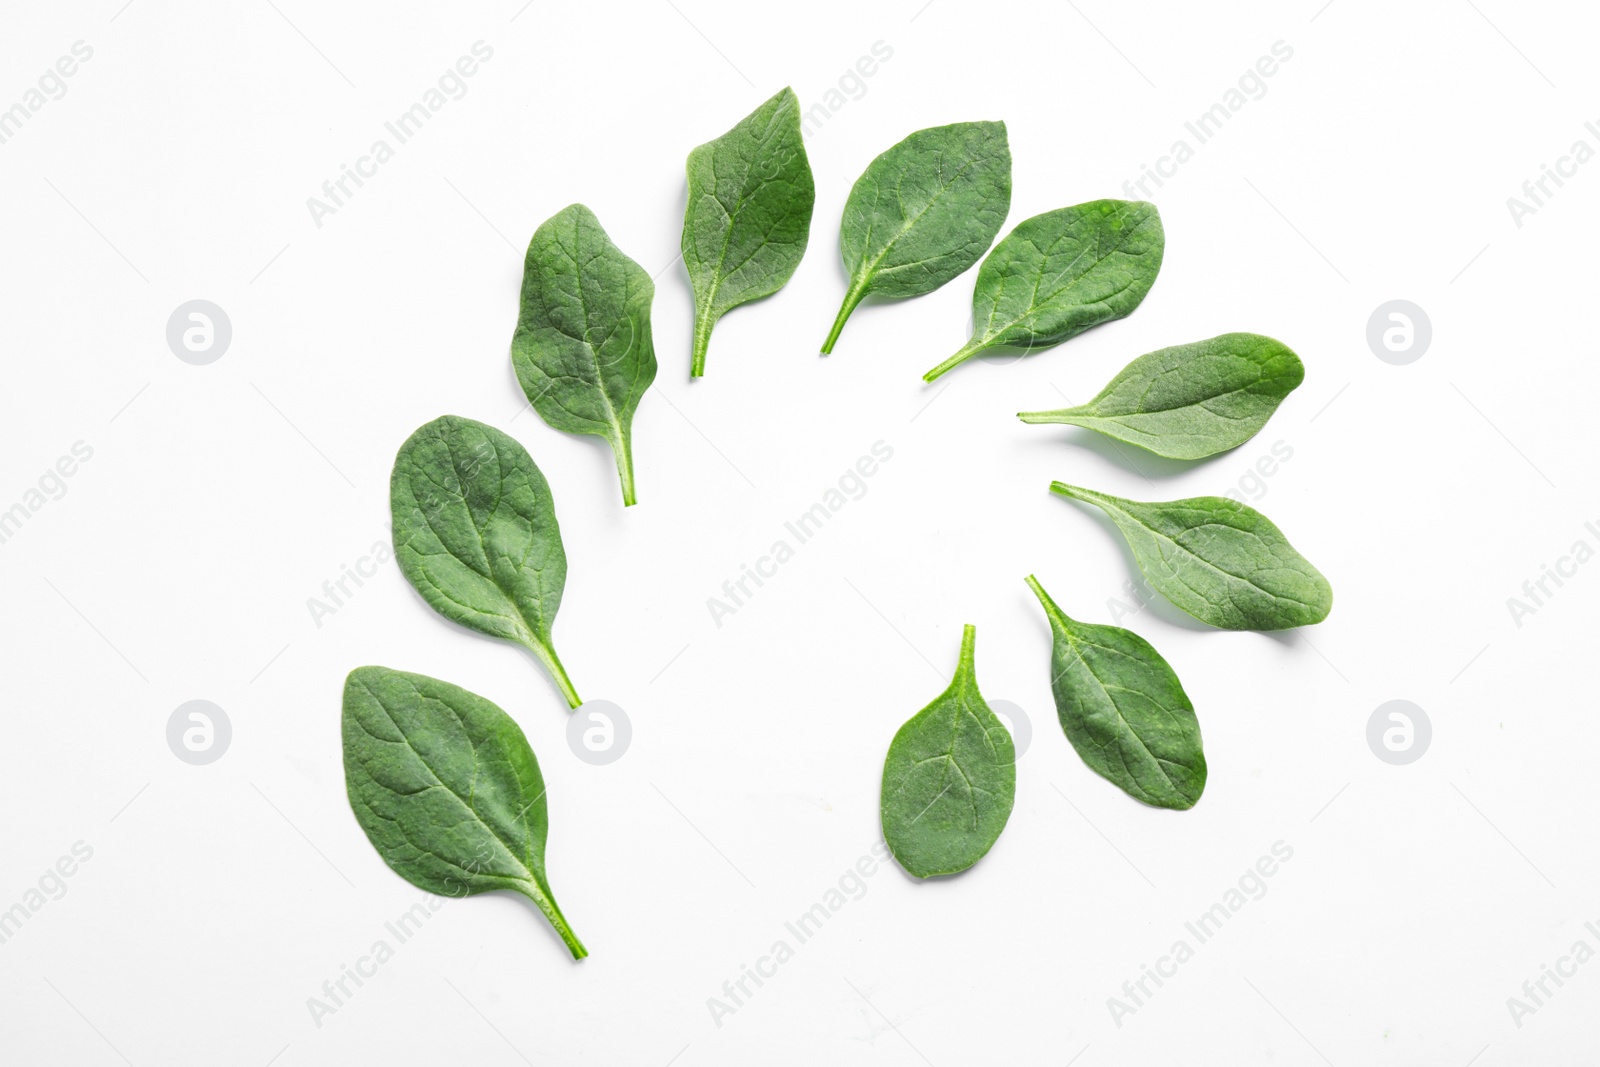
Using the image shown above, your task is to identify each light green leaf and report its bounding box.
[682,86,815,376]
[342,666,586,959]
[822,121,1012,353]
[924,200,1164,381]
[1050,482,1332,631]
[512,203,657,506]
[880,625,1016,878]
[390,416,581,707]
[1019,333,1303,459]
[1026,576,1205,809]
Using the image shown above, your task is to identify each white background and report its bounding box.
[0,0,1594,1063]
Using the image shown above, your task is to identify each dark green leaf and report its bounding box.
[390,416,581,707]
[924,200,1164,381]
[682,86,815,376]
[880,625,1015,878]
[1050,482,1332,630]
[1019,333,1303,459]
[342,666,586,959]
[822,121,1012,354]
[512,203,657,506]
[1025,576,1205,809]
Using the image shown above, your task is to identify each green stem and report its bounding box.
[690,313,714,377]
[610,431,637,507]
[956,623,977,675]
[1016,408,1077,424]
[528,640,582,709]
[821,277,869,354]
[923,338,987,382]
[521,884,588,960]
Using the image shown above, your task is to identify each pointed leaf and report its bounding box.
[880,625,1016,877]
[390,416,581,706]
[682,86,815,376]
[512,203,657,505]
[924,200,1163,381]
[1051,482,1332,630]
[822,121,1012,353]
[1026,576,1205,809]
[342,666,586,958]
[1019,333,1303,459]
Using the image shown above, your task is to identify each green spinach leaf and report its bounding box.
[682,86,815,376]
[923,200,1164,381]
[390,416,581,707]
[1050,482,1332,630]
[512,203,657,506]
[342,666,587,959]
[880,625,1016,878]
[1025,576,1205,809]
[822,121,1012,354]
[1019,333,1303,459]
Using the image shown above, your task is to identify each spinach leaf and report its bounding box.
[390,416,581,707]
[342,666,587,959]
[512,203,657,506]
[822,121,1012,354]
[880,625,1015,878]
[1025,576,1205,809]
[1050,482,1332,630]
[1019,333,1303,459]
[923,200,1164,382]
[682,86,815,376]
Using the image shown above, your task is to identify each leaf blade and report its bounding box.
[880,625,1016,877]
[1026,576,1205,809]
[342,666,586,958]
[390,415,581,706]
[925,199,1164,381]
[1050,482,1332,630]
[1018,333,1303,459]
[823,121,1012,353]
[512,203,657,505]
[681,86,815,376]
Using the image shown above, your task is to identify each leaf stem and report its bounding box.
[1016,408,1078,424]
[957,623,977,674]
[521,884,588,960]
[922,338,986,382]
[1024,573,1070,625]
[610,431,637,507]
[528,640,583,709]
[690,313,714,377]
[821,277,869,354]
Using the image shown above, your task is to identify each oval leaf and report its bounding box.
[880,625,1016,878]
[1050,482,1332,630]
[682,86,815,376]
[924,200,1164,381]
[512,203,657,506]
[390,416,581,707]
[822,121,1012,353]
[1026,576,1205,809]
[342,666,586,958]
[1019,333,1304,459]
